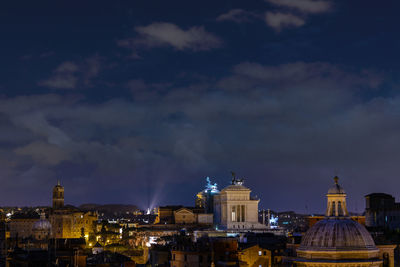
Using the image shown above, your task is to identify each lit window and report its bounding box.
[259,251,262,256]
[231,206,236,222]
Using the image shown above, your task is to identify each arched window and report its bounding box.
[338,201,342,216]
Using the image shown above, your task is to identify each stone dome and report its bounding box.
[298,218,377,252]
[32,214,52,232]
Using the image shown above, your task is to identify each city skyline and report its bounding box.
[2,0,400,213]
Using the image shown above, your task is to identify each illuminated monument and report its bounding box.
[213,175,267,231]
[295,177,383,266]
[196,177,219,214]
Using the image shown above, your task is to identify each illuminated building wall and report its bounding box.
[49,210,97,239]
[237,244,272,267]
[174,208,197,224]
[50,181,98,239]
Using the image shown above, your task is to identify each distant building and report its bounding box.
[174,208,197,224]
[365,193,400,230]
[8,211,39,239]
[156,206,213,225]
[157,205,185,224]
[213,178,267,231]
[272,211,308,231]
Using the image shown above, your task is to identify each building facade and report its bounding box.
[8,212,39,239]
[365,193,400,230]
[213,178,266,231]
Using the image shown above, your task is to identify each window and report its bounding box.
[338,201,342,216]
[263,251,266,256]
[258,251,262,256]
[199,255,203,262]
[231,206,236,222]
[184,255,187,261]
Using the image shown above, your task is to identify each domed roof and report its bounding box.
[32,214,52,231]
[327,176,345,194]
[298,218,377,252]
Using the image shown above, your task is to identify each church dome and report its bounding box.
[327,176,345,194]
[299,218,377,252]
[295,177,382,264]
[32,214,52,232]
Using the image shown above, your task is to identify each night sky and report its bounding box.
[1,0,400,213]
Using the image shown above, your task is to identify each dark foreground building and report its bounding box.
[365,193,400,230]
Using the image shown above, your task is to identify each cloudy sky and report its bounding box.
[1,0,400,213]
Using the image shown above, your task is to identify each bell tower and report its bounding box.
[52,181,64,209]
[325,176,348,217]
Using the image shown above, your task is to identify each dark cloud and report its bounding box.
[38,56,102,90]
[265,0,332,30]
[266,0,332,14]
[38,61,79,89]
[118,22,223,52]
[265,12,305,31]
[216,9,258,23]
